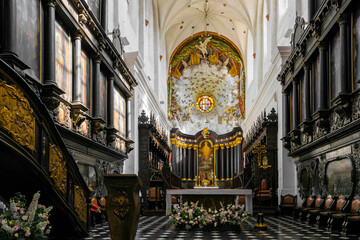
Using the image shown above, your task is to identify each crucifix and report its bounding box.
[252,141,267,167]
[252,141,268,230]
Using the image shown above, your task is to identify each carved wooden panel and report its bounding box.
[0,81,35,151]
[74,185,87,223]
[49,144,67,193]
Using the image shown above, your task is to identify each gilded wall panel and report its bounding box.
[0,81,35,151]
[49,144,67,193]
[74,185,87,223]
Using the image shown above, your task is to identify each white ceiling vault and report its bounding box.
[154,0,263,135]
[155,0,261,64]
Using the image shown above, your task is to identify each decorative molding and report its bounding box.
[352,92,360,120]
[49,144,67,194]
[243,108,278,151]
[139,110,171,152]
[109,191,131,219]
[92,118,106,144]
[353,144,360,195]
[312,111,329,141]
[57,102,71,128]
[0,81,35,151]
[291,16,305,50]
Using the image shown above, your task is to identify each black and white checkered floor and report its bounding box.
[80,215,360,240]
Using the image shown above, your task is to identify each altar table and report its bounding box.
[166,188,253,215]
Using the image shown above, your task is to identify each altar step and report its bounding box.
[143,210,166,216]
[253,206,279,215]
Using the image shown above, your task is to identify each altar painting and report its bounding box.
[198,140,214,187]
[326,158,353,196]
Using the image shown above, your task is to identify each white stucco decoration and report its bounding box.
[171,60,242,135]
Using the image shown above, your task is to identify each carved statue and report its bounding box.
[190,52,201,65]
[195,36,212,60]
[223,58,229,67]
[181,60,188,69]
[209,51,219,64]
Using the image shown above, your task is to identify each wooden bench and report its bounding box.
[330,196,360,232]
[344,205,360,235]
[308,195,335,225]
[317,195,347,229]
[300,195,324,222]
[293,196,315,220]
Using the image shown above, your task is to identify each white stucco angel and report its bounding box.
[195,36,212,59]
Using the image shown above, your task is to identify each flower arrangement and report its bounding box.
[168,198,248,231]
[0,192,52,240]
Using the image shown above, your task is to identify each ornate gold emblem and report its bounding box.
[74,185,87,223]
[0,81,35,151]
[202,128,210,139]
[110,191,131,219]
[49,144,67,193]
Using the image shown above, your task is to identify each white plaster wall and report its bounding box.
[243,0,305,204]
[108,0,170,175]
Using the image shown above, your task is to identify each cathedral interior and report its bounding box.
[1,0,360,239]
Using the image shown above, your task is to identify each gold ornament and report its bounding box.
[110,191,131,219]
[49,144,67,193]
[74,185,87,223]
[0,81,35,151]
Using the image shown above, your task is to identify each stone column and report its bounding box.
[233,145,236,175]
[101,0,108,31]
[187,147,191,180]
[230,145,234,177]
[304,63,311,121]
[226,146,230,180]
[236,144,240,174]
[93,56,101,118]
[221,147,225,180]
[44,0,56,84]
[179,147,183,178]
[171,144,177,172]
[1,0,17,57]
[292,79,299,129]
[318,42,328,111]
[73,32,82,103]
[183,147,187,179]
[107,76,115,127]
[193,147,197,181]
[308,0,315,21]
[176,146,179,174]
[339,14,349,94]
[215,146,219,181]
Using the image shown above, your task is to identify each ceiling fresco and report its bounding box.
[168,32,245,135]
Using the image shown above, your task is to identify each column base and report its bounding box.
[254,213,267,230]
